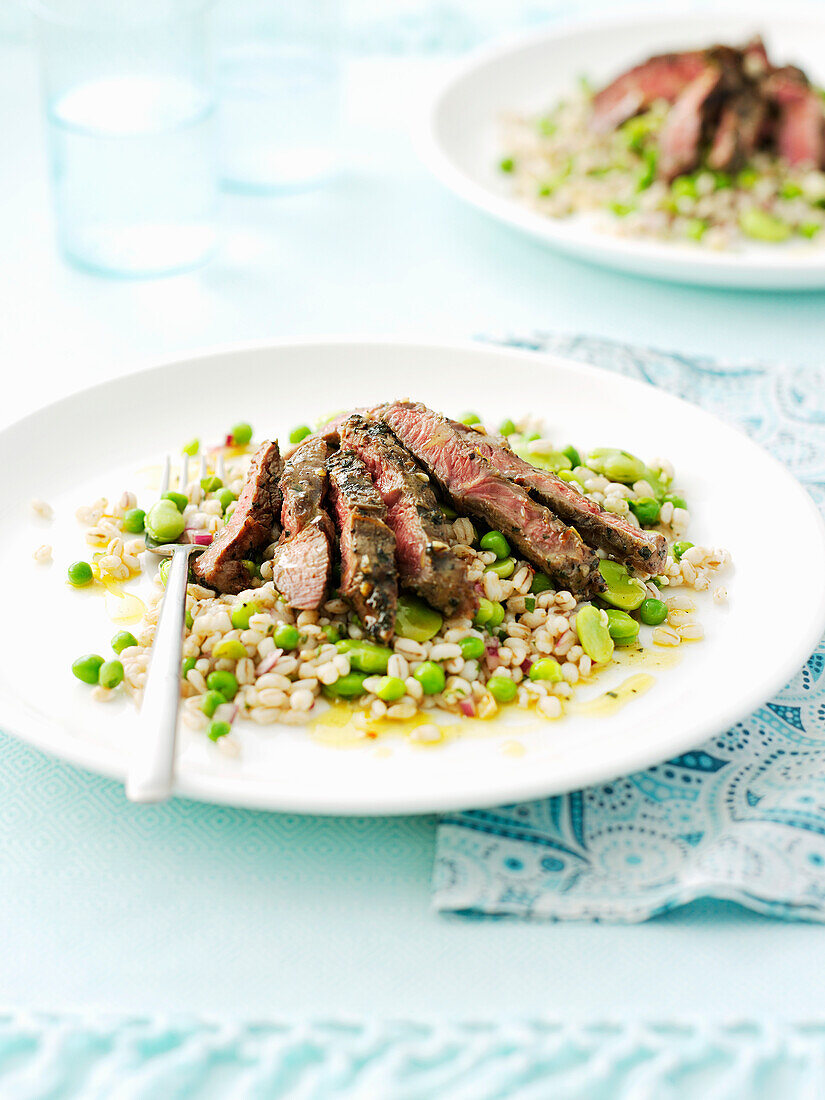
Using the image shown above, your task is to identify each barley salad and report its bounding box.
[49,410,729,755]
[500,36,825,250]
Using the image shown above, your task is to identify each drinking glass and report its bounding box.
[214,0,341,193]
[31,0,218,277]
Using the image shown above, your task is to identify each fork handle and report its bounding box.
[126,545,194,803]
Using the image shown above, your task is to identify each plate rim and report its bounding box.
[419,8,825,287]
[3,335,825,815]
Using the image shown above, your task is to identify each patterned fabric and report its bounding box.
[434,334,825,921]
[3,1012,825,1099]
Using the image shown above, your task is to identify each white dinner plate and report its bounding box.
[3,339,825,814]
[421,11,825,289]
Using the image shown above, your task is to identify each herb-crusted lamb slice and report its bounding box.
[377,402,605,598]
[192,440,282,594]
[269,437,334,610]
[450,421,667,575]
[327,448,397,644]
[339,413,476,618]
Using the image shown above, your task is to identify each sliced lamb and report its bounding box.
[707,86,767,172]
[269,437,334,610]
[657,64,724,181]
[192,440,283,594]
[340,414,475,618]
[377,403,605,598]
[451,422,667,576]
[591,50,707,132]
[761,67,825,166]
[327,449,398,644]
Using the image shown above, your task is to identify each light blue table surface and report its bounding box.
[2,38,825,1039]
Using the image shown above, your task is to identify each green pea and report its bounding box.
[673,540,694,561]
[67,561,94,587]
[605,609,640,646]
[610,201,635,218]
[629,497,660,527]
[212,638,247,660]
[685,218,708,241]
[588,448,646,485]
[145,499,185,544]
[487,601,506,628]
[479,530,510,559]
[473,598,494,627]
[395,595,443,643]
[780,181,804,200]
[639,597,668,626]
[289,425,312,444]
[182,657,196,677]
[562,444,581,468]
[461,412,481,425]
[208,720,231,742]
[111,630,138,654]
[99,659,124,690]
[529,657,562,683]
[737,166,759,190]
[320,624,341,643]
[531,450,573,473]
[800,223,821,239]
[231,600,258,630]
[598,559,646,611]
[486,556,516,579]
[323,671,369,698]
[201,690,226,718]
[206,669,239,699]
[336,639,392,674]
[575,605,614,665]
[530,572,553,595]
[671,174,698,200]
[162,490,188,513]
[487,675,517,703]
[122,508,146,534]
[242,559,260,579]
[499,418,517,436]
[499,158,515,173]
[414,661,446,695]
[216,488,236,513]
[274,623,300,650]
[71,653,104,684]
[230,423,253,446]
[664,492,687,510]
[200,475,222,493]
[376,676,406,702]
[739,208,792,242]
[185,609,194,629]
[182,438,199,456]
[459,636,485,661]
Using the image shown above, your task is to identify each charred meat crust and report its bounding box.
[451,421,667,575]
[327,449,398,644]
[339,413,477,618]
[270,437,334,610]
[192,440,283,595]
[376,402,606,599]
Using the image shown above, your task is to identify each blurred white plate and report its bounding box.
[422,12,825,288]
[3,339,824,814]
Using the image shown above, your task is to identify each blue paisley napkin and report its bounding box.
[434,334,825,922]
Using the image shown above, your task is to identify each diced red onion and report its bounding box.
[459,698,476,718]
[184,529,213,546]
[521,658,533,675]
[256,649,283,675]
[214,703,237,724]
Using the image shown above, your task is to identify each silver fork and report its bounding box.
[126,453,206,804]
